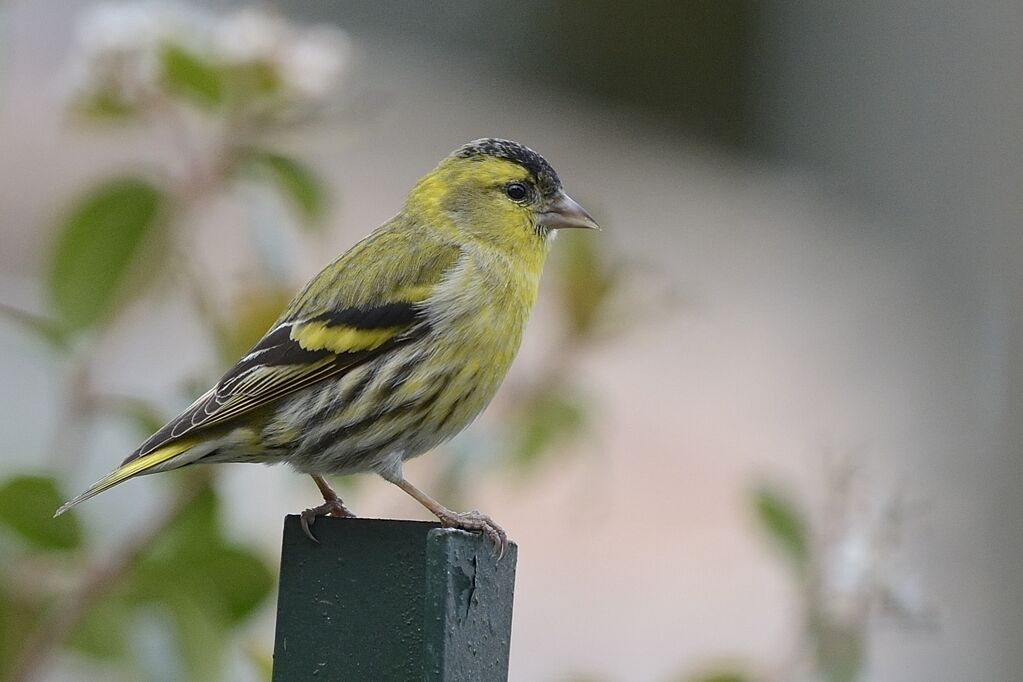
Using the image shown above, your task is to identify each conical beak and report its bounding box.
[538,191,600,231]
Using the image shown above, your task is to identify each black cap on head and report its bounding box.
[455,138,562,198]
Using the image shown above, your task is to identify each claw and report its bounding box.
[437,509,508,559]
[299,498,356,543]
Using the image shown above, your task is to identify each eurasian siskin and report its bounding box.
[57,138,598,552]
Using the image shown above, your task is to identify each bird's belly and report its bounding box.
[265,323,520,476]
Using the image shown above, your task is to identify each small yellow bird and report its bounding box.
[56,138,598,552]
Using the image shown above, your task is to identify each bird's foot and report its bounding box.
[390,477,510,558]
[436,509,508,559]
[299,498,356,543]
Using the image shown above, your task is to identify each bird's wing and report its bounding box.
[58,296,446,517]
[123,236,462,465]
[124,303,424,464]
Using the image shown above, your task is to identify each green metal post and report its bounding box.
[272,516,517,681]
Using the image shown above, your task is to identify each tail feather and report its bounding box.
[54,439,197,517]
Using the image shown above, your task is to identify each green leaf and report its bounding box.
[753,486,810,572]
[0,302,69,351]
[202,546,274,623]
[55,480,272,672]
[131,482,272,622]
[509,389,587,470]
[143,483,221,564]
[49,177,165,332]
[72,90,139,121]
[671,661,753,682]
[163,594,227,681]
[554,232,619,338]
[160,44,224,107]
[70,593,131,660]
[687,675,750,682]
[814,618,864,682]
[241,151,328,226]
[0,475,81,550]
[224,61,282,99]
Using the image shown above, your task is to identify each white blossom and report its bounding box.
[812,464,931,635]
[76,2,209,56]
[65,2,349,113]
[277,27,349,99]
[213,8,288,64]
[67,2,211,105]
[825,530,873,599]
[76,3,163,56]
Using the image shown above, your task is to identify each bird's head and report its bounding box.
[405,138,598,254]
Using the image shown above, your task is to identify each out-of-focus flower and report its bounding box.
[65,2,349,118]
[753,462,933,682]
[214,8,349,100]
[821,528,873,622]
[815,467,932,632]
[66,2,209,107]
[278,27,349,99]
[213,8,288,64]
[76,2,170,56]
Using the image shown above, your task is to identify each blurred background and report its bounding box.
[1,2,1020,681]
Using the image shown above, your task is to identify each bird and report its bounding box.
[55,138,598,553]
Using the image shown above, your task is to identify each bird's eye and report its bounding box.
[505,182,528,201]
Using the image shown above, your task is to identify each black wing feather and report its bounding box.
[122,302,429,465]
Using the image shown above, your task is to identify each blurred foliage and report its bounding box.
[239,150,328,226]
[506,388,588,471]
[555,232,621,339]
[752,485,810,576]
[160,44,226,108]
[49,178,166,333]
[0,304,70,353]
[220,283,296,362]
[811,616,863,682]
[684,673,751,682]
[667,472,928,682]
[0,474,271,680]
[76,483,273,678]
[0,475,82,551]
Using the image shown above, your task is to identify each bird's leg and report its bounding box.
[391,477,508,557]
[300,474,356,542]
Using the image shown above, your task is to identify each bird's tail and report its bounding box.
[54,438,197,517]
